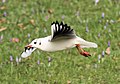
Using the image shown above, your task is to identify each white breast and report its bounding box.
[40,36,76,52]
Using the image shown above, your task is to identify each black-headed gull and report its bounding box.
[21,21,97,58]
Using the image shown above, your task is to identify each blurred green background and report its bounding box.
[0,0,120,84]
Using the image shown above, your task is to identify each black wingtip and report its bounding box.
[51,22,55,25]
[51,21,60,25]
[51,21,76,41]
[60,21,63,25]
[55,21,60,27]
[56,21,59,24]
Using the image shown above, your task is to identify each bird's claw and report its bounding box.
[80,51,91,57]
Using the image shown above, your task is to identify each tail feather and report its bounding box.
[80,41,98,48]
[76,37,98,48]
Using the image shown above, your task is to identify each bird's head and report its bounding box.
[25,38,42,49]
[21,39,41,58]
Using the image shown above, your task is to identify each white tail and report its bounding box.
[81,41,98,48]
[77,37,98,48]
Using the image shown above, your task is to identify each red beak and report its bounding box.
[24,45,33,51]
[26,45,32,48]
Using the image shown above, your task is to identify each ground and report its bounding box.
[0,0,120,84]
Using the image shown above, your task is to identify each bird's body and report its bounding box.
[36,36,75,52]
[35,36,97,52]
[21,21,97,58]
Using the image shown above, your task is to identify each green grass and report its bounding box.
[0,0,120,84]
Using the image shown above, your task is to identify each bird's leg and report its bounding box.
[75,44,91,57]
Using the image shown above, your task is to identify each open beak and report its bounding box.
[25,45,32,51]
[26,45,32,48]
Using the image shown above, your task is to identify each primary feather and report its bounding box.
[51,21,76,41]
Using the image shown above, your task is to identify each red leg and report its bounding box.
[75,44,91,57]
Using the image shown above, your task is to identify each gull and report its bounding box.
[21,21,97,58]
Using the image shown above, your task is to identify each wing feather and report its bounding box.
[50,21,76,41]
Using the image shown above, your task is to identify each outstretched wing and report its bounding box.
[21,47,36,58]
[50,21,76,41]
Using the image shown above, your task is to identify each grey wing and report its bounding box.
[50,21,76,41]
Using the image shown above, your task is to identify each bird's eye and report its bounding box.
[34,42,37,44]
[39,42,41,45]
